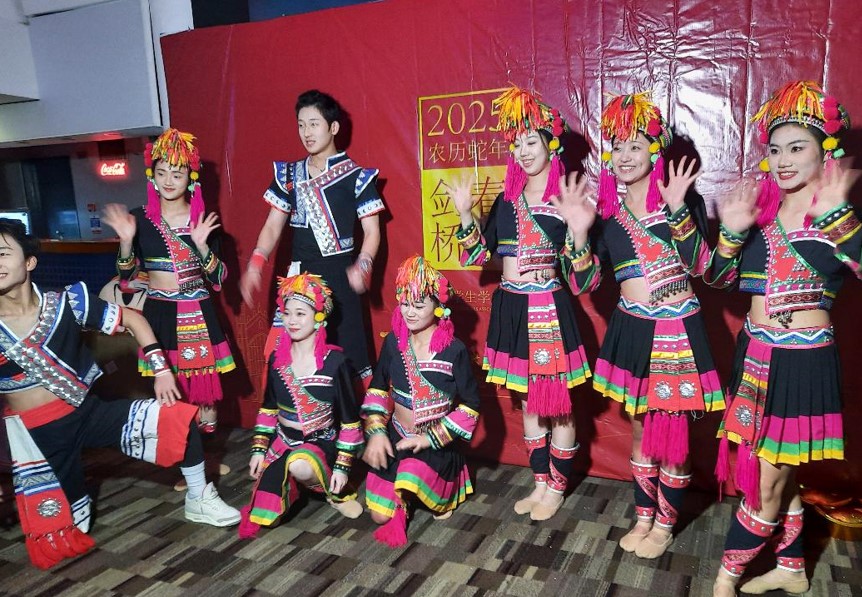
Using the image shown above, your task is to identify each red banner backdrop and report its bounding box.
[161,0,862,493]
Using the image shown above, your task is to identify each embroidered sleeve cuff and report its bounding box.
[333,451,354,474]
[564,240,593,272]
[117,251,136,270]
[667,206,697,242]
[455,221,481,248]
[363,414,389,438]
[716,224,748,258]
[426,420,454,449]
[813,203,861,244]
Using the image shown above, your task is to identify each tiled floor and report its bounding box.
[0,429,859,596]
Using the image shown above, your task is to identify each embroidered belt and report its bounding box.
[146,288,210,301]
[500,278,562,293]
[619,296,700,320]
[744,317,833,349]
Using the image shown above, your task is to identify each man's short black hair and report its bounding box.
[295,89,343,126]
[0,218,40,259]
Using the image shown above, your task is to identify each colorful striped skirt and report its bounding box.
[719,317,843,465]
[138,288,235,406]
[593,296,724,415]
[247,424,355,526]
[483,278,591,417]
[365,421,472,518]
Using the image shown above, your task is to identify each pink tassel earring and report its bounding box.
[503,154,527,202]
[645,154,665,213]
[391,307,409,351]
[540,154,564,204]
[597,166,619,219]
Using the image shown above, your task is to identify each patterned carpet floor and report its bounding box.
[0,428,859,597]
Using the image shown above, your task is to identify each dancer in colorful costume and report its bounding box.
[568,91,724,557]
[708,81,858,596]
[239,274,363,537]
[0,220,240,570]
[452,86,592,520]
[240,90,385,381]
[104,128,235,432]
[362,255,480,547]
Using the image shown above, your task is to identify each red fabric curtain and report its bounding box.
[162,0,862,493]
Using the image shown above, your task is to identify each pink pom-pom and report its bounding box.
[646,119,662,137]
[823,105,840,120]
[552,124,564,138]
[391,307,409,351]
[144,143,154,167]
[601,130,611,141]
[597,166,620,219]
[540,154,564,204]
[758,130,769,144]
[756,175,781,227]
[824,120,841,135]
[823,96,838,108]
[646,154,665,213]
[430,317,454,353]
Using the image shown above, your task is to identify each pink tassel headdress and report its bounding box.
[144,128,205,223]
[752,80,851,227]
[597,91,673,219]
[494,86,567,203]
[273,273,335,371]
[392,255,455,352]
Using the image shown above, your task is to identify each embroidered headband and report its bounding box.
[143,128,205,223]
[277,273,334,321]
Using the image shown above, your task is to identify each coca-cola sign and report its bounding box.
[99,161,128,177]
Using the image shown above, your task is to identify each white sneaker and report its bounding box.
[185,482,241,527]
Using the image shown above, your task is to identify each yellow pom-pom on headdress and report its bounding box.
[493,86,567,152]
[277,273,334,317]
[599,91,672,149]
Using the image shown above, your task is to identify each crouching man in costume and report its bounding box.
[0,220,240,570]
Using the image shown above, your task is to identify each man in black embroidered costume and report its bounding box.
[240,89,385,381]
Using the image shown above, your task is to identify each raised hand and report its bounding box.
[190,212,221,254]
[450,173,477,220]
[548,172,596,240]
[658,156,700,212]
[809,162,862,220]
[102,203,137,242]
[718,179,760,235]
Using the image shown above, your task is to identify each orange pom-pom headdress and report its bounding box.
[392,255,454,353]
[143,128,205,223]
[751,81,851,227]
[493,86,568,203]
[597,91,673,218]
